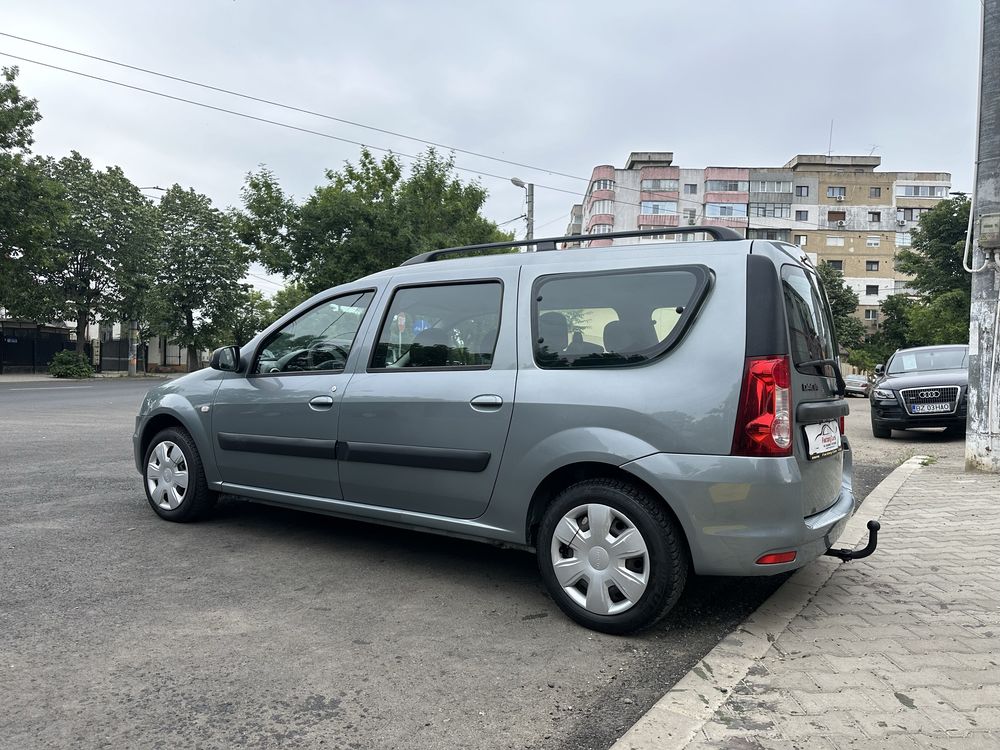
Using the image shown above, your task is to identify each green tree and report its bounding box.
[149,185,248,370]
[815,262,865,349]
[895,196,971,297]
[238,148,512,295]
[268,281,314,321]
[0,66,65,315]
[28,153,157,353]
[225,288,273,347]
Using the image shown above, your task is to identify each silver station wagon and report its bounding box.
[134,227,868,633]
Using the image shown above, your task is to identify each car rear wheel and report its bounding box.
[143,427,216,522]
[871,420,892,439]
[536,479,688,635]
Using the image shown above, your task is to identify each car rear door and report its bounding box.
[780,263,850,517]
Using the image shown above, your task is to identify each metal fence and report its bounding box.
[0,326,79,374]
[98,337,147,373]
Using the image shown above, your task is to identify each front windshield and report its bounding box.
[887,347,968,375]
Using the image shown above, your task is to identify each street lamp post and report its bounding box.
[511,177,534,244]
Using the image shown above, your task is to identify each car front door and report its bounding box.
[211,289,377,499]
[337,271,518,519]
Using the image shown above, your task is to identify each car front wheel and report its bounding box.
[143,427,216,522]
[871,419,892,439]
[536,479,688,635]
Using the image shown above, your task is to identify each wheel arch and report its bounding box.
[524,461,690,562]
[140,412,195,464]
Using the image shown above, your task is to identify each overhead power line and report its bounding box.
[0,43,918,237]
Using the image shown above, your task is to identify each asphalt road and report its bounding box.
[0,379,966,750]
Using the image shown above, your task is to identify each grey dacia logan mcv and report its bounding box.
[134,226,864,634]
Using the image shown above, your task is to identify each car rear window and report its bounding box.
[781,265,837,376]
[532,266,711,368]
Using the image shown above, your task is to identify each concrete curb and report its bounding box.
[610,455,930,750]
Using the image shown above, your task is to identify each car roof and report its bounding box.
[894,344,969,354]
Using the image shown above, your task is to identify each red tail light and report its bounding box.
[838,416,845,435]
[756,551,797,565]
[732,355,793,457]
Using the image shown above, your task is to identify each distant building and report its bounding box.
[571,152,951,328]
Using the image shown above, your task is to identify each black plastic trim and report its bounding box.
[796,399,849,424]
[336,441,490,473]
[745,255,788,357]
[217,432,337,460]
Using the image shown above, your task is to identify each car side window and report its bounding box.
[369,282,502,370]
[532,267,708,368]
[254,291,375,375]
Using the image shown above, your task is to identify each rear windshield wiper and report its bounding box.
[797,358,847,397]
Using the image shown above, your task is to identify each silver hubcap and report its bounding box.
[550,503,650,616]
[146,440,189,510]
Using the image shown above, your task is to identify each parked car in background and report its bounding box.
[870,344,969,439]
[844,374,871,398]
[133,226,857,634]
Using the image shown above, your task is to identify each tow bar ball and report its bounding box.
[825,520,881,562]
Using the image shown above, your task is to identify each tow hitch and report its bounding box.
[824,520,880,562]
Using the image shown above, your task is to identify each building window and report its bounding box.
[795,185,809,197]
[705,202,748,217]
[826,259,844,271]
[866,284,879,296]
[866,237,881,248]
[897,207,928,222]
[827,186,847,198]
[866,260,880,271]
[750,203,792,218]
[639,200,678,215]
[638,225,669,240]
[752,180,793,193]
[683,183,698,194]
[896,232,912,246]
[868,211,881,222]
[895,185,948,198]
[682,208,697,223]
[589,224,613,234]
[826,236,845,247]
[870,187,882,198]
[795,234,807,246]
[864,309,878,321]
[590,199,613,215]
[748,229,791,241]
[591,179,615,192]
[641,179,679,191]
[795,210,808,222]
[828,211,847,223]
[705,180,749,192]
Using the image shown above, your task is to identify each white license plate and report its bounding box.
[911,403,951,414]
[804,420,841,460]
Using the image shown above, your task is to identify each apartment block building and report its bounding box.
[567,152,951,327]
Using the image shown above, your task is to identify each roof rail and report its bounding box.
[399,225,744,266]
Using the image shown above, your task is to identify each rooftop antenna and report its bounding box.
[868,144,879,156]
[827,119,834,157]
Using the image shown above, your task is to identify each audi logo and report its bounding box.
[918,390,941,399]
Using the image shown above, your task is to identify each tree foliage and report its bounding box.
[148,185,249,369]
[895,196,971,297]
[0,66,66,314]
[27,153,158,352]
[238,148,513,295]
[815,262,865,349]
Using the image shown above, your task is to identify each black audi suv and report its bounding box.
[870,344,969,438]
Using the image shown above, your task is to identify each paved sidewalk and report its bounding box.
[614,455,1000,749]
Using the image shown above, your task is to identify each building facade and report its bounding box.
[571,152,951,328]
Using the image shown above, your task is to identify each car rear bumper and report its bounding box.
[621,438,855,577]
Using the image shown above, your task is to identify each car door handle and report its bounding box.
[308,395,335,411]
[470,394,503,411]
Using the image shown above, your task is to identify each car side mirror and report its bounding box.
[210,345,241,372]
[874,364,884,377]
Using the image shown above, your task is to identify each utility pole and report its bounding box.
[511,177,534,243]
[967,0,1000,472]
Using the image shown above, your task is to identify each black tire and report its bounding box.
[871,420,892,439]
[536,478,688,635]
[143,427,217,522]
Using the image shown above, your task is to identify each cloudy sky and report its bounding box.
[3,1,982,293]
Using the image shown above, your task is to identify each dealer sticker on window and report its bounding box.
[804,420,842,460]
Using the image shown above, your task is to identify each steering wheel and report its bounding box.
[305,342,349,370]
